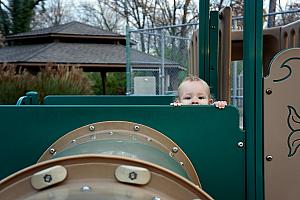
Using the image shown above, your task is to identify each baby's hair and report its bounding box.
[181,75,203,82]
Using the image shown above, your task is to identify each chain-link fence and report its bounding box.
[126,23,198,95]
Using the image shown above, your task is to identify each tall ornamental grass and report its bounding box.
[0,64,94,104]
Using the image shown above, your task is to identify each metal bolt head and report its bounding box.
[266,88,272,95]
[237,142,244,148]
[128,171,138,180]
[134,125,140,131]
[43,174,52,183]
[89,125,95,131]
[49,148,56,154]
[266,155,273,161]
[152,197,161,200]
[80,185,92,192]
[172,147,178,153]
[71,139,76,143]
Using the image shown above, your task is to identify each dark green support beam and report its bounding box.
[198,0,210,81]
[209,11,219,99]
[243,0,263,199]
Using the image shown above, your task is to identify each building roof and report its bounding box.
[0,21,184,72]
[0,42,184,71]
[7,21,122,39]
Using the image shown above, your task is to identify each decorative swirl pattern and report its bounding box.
[273,57,300,83]
[287,106,300,157]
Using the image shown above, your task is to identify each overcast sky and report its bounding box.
[67,0,295,12]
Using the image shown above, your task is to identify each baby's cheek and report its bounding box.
[200,99,209,105]
[181,100,191,105]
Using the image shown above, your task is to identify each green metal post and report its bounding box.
[126,26,131,95]
[26,91,39,105]
[244,0,263,199]
[198,0,210,81]
[209,11,219,99]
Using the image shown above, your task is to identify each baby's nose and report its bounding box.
[191,100,199,104]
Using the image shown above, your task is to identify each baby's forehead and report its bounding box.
[179,80,210,95]
[182,80,208,88]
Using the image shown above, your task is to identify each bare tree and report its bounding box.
[231,0,244,29]
[277,1,300,26]
[32,0,72,29]
[268,0,277,27]
[210,0,231,11]
[77,0,124,33]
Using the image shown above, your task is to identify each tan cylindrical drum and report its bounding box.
[0,121,213,200]
[0,155,213,200]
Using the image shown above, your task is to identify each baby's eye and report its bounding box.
[198,96,206,100]
[183,96,191,100]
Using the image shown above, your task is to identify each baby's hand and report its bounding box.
[213,101,227,109]
[170,100,182,107]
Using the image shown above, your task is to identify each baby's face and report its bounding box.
[179,81,211,105]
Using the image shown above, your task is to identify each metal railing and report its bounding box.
[126,23,198,95]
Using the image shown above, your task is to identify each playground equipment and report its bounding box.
[0,96,243,199]
[1,0,300,200]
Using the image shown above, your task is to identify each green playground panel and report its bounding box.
[0,105,244,199]
[44,95,175,105]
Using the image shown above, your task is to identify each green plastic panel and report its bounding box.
[0,105,244,199]
[44,95,175,105]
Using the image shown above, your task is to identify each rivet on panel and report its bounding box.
[89,125,95,131]
[49,148,56,154]
[134,125,140,131]
[266,155,273,161]
[172,147,178,153]
[266,88,272,95]
[237,142,244,148]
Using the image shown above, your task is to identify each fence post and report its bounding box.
[126,25,131,95]
[160,30,165,95]
[232,20,238,106]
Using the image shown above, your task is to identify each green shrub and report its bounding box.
[88,72,126,95]
[0,64,94,104]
